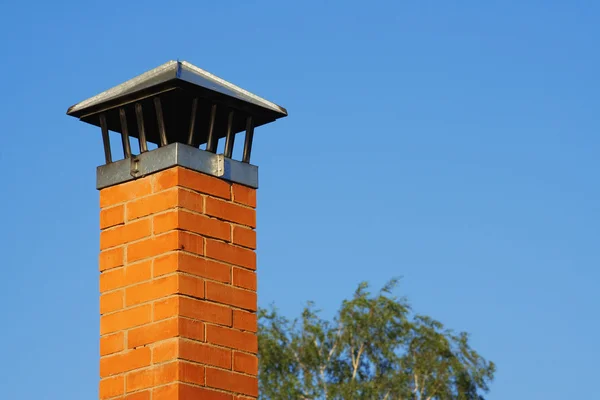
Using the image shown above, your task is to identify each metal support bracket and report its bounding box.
[130,155,142,179]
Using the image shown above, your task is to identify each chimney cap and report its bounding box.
[67,60,287,166]
[67,60,287,119]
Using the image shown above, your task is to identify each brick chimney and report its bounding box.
[67,61,287,399]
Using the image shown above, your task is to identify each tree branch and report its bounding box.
[419,374,428,400]
[413,372,419,396]
[352,343,365,381]
[291,347,311,396]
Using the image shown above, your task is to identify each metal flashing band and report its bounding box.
[96,142,258,190]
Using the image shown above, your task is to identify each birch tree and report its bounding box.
[258,279,495,400]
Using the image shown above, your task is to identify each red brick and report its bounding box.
[178,317,205,342]
[154,209,230,241]
[177,231,204,256]
[125,275,178,307]
[126,362,205,392]
[127,232,178,262]
[126,366,155,392]
[152,362,181,387]
[127,231,203,263]
[179,168,231,199]
[126,274,204,307]
[100,332,124,356]
[234,352,258,375]
[99,375,124,399]
[100,205,124,229]
[153,383,233,400]
[206,281,257,311]
[154,253,230,283]
[152,253,178,277]
[125,188,178,220]
[233,310,257,333]
[151,210,178,235]
[100,304,152,335]
[153,296,179,321]
[152,168,179,193]
[206,367,258,397]
[152,382,177,400]
[127,316,204,348]
[232,268,257,291]
[125,361,199,392]
[127,318,179,348]
[100,347,151,377]
[99,267,125,293]
[153,167,231,200]
[206,325,258,353]
[232,184,256,208]
[178,274,205,299]
[178,188,205,214]
[100,290,123,314]
[99,247,124,271]
[125,390,150,400]
[152,338,179,363]
[180,339,232,369]
[154,296,232,327]
[124,260,152,286]
[100,219,151,250]
[180,296,232,326]
[232,226,256,249]
[206,197,256,228]
[178,361,205,386]
[100,178,152,208]
[206,239,256,270]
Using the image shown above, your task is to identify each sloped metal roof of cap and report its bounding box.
[67,60,287,118]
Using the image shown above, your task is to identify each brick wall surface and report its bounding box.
[98,167,258,400]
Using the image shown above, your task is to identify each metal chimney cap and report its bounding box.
[67,61,287,119]
[67,60,287,167]
[66,60,287,148]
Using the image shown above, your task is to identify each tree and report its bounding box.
[258,279,495,400]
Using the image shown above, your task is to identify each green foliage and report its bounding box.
[258,279,495,400]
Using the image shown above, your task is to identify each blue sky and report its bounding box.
[0,1,598,398]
